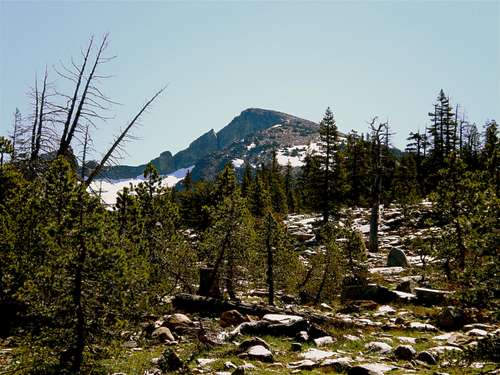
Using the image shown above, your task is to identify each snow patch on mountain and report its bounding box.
[232,158,245,168]
[275,142,322,167]
[89,166,194,206]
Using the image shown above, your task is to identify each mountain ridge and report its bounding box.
[100,108,319,180]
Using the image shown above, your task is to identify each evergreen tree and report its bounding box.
[318,107,339,222]
[269,150,288,214]
[201,191,255,300]
[284,162,298,212]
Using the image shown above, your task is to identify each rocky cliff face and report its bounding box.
[100,108,319,180]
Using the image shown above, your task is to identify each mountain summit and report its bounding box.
[100,108,319,180]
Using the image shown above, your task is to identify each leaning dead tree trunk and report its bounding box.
[85,87,166,186]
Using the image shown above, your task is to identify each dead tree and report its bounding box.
[56,34,116,159]
[368,118,389,253]
[10,108,22,161]
[84,87,166,186]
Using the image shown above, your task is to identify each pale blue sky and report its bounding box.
[1,1,498,165]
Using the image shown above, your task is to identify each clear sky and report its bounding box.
[1,1,498,165]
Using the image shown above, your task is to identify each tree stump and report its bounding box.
[198,267,221,298]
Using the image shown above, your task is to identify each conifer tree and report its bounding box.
[284,162,298,212]
[318,107,339,222]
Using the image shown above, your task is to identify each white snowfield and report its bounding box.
[88,166,194,206]
[231,158,245,168]
[276,142,322,167]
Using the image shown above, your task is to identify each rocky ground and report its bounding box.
[1,204,498,374]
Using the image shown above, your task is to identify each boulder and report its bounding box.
[415,287,451,306]
[348,363,395,375]
[408,322,438,332]
[288,359,317,370]
[237,337,270,353]
[313,336,334,346]
[152,327,175,342]
[321,357,352,372]
[300,348,335,361]
[241,345,273,362]
[220,310,248,328]
[437,306,466,331]
[291,342,302,352]
[164,313,193,329]
[364,341,392,354]
[393,344,416,360]
[416,351,437,365]
[387,247,409,267]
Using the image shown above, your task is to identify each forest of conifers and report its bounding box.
[0,36,498,374]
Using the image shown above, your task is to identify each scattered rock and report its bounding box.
[345,334,361,341]
[416,350,437,365]
[291,342,302,352]
[397,336,416,344]
[196,358,216,367]
[220,310,247,328]
[364,341,392,354]
[300,348,335,361]
[288,359,317,370]
[408,322,438,332]
[313,335,334,346]
[296,330,309,342]
[394,344,416,360]
[164,313,193,330]
[428,345,463,356]
[348,363,395,374]
[387,247,409,267]
[241,345,273,362]
[238,363,256,370]
[152,327,175,342]
[466,328,488,337]
[433,331,466,345]
[376,305,395,315]
[321,357,352,372]
[237,337,270,353]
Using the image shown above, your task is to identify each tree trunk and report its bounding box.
[266,213,275,306]
[369,174,381,253]
[198,267,221,298]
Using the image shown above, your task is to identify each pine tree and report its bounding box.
[318,107,339,222]
[241,162,253,197]
[202,191,255,300]
[269,150,288,214]
[284,162,298,212]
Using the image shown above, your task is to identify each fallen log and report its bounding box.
[171,293,352,328]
